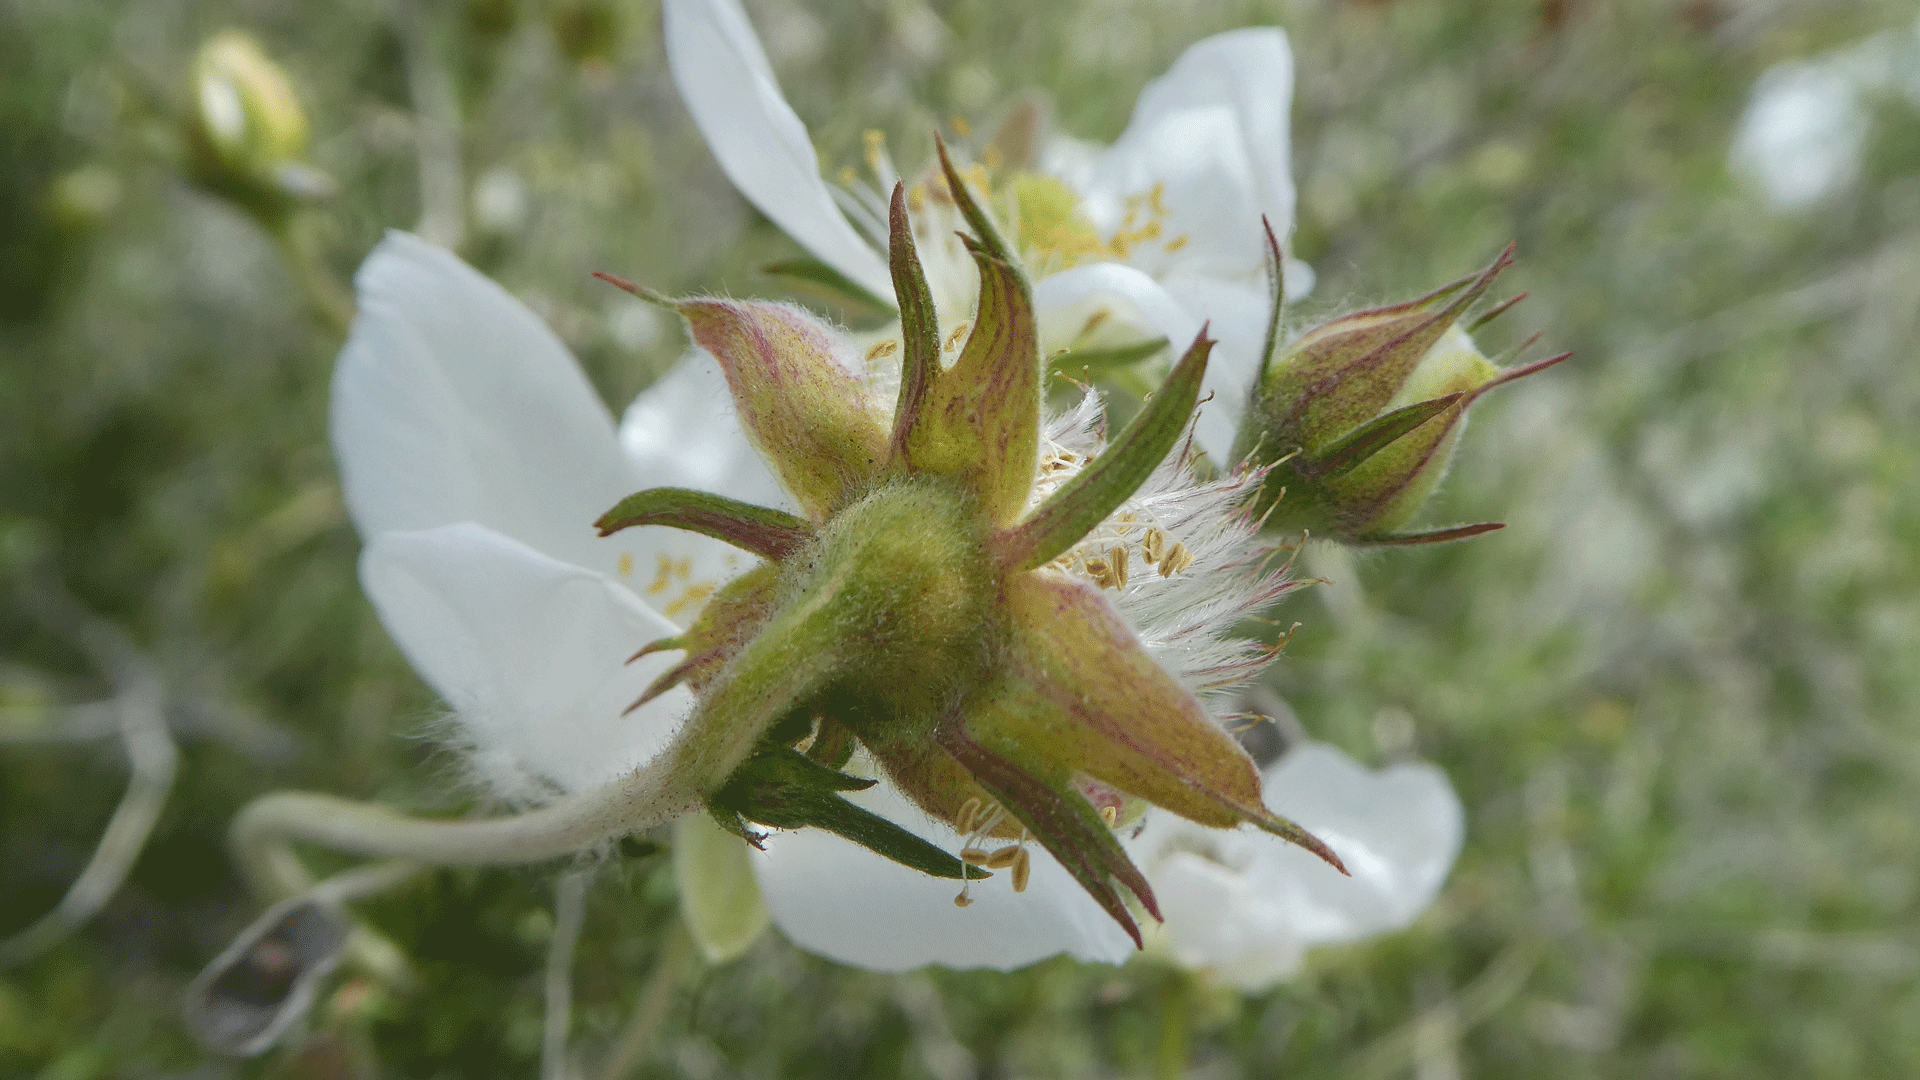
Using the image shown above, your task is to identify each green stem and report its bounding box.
[595,923,699,1080]
[1155,972,1190,1080]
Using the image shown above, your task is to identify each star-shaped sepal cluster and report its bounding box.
[1233,234,1570,545]
[595,144,1341,945]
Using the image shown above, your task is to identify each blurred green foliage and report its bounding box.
[3,0,1919,1077]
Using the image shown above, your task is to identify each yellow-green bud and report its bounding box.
[184,31,331,223]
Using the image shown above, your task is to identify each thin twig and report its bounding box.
[0,583,180,967]
[544,869,593,1080]
[594,926,697,1080]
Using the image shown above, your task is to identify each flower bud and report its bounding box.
[1233,248,1567,545]
[184,31,332,223]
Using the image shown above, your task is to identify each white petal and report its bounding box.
[663,0,893,302]
[617,348,792,513]
[752,776,1136,972]
[1078,28,1297,282]
[1129,742,1463,991]
[359,523,693,800]
[1033,264,1246,462]
[1731,59,1868,207]
[331,232,639,574]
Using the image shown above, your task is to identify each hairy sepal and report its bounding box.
[677,298,888,520]
[595,487,813,559]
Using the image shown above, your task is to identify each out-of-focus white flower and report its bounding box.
[1732,17,1920,208]
[1128,742,1463,991]
[330,231,1460,978]
[663,0,1312,461]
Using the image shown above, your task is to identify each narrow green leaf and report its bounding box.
[595,487,813,560]
[1047,336,1169,374]
[1308,393,1463,479]
[998,329,1211,572]
[801,795,984,881]
[1359,521,1506,546]
[760,258,897,317]
[887,182,941,461]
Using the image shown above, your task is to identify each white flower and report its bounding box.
[1128,743,1463,991]
[331,231,1460,977]
[1731,15,1920,208]
[663,0,1313,461]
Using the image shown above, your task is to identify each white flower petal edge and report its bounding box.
[332,231,640,573]
[1077,28,1297,284]
[751,771,1137,972]
[1036,264,1262,461]
[360,523,696,802]
[1128,742,1464,991]
[662,0,893,302]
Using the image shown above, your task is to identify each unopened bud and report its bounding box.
[185,31,332,222]
[1235,248,1567,545]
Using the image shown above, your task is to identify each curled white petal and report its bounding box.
[1078,28,1297,282]
[331,231,639,573]
[1130,742,1463,991]
[359,523,693,802]
[752,774,1136,972]
[663,0,892,302]
[1034,263,1260,461]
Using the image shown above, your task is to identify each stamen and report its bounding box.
[984,846,1023,870]
[1159,542,1194,577]
[943,322,971,351]
[838,166,858,186]
[617,552,634,577]
[1142,526,1168,566]
[1165,234,1190,252]
[1100,804,1118,828]
[953,891,974,908]
[1107,545,1129,590]
[866,339,900,362]
[956,797,983,836]
[1084,555,1115,589]
[980,145,1003,170]
[950,115,972,138]
[960,847,991,866]
[1011,849,1031,893]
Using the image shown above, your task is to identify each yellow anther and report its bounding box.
[837,166,857,187]
[1100,804,1118,827]
[1084,555,1114,589]
[961,163,993,201]
[1011,848,1032,892]
[960,846,992,866]
[1142,526,1168,566]
[984,846,1023,870]
[908,183,927,212]
[1107,545,1129,590]
[956,797,983,835]
[673,557,692,579]
[1159,541,1194,577]
[1165,234,1190,253]
[866,339,900,362]
[954,891,975,908]
[950,115,972,138]
[645,554,674,595]
[617,552,634,577]
[980,145,1003,170]
[943,322,971,351]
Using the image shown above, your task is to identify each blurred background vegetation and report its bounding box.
[4,0,1918,1076]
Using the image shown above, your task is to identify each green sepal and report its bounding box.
[886,182,941,461]
[712,749,984,881]
[761,257,898,317]
[1306,393,1463,479]
[934,136,1017,270]
[1254,215,1286,384]
[595,487,813,560]
[933,718,1156,948]
[998,328,1211,572]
